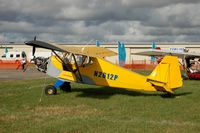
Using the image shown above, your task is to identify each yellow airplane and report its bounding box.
[25,39,183,95]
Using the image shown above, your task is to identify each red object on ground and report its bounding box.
[156,47,161,50]
[0,59,34,70]
[187,73,200,80]
[123,60,157,70]
[123,63,157,70]
[0,60,30,70]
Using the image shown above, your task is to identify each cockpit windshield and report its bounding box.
[63,53,92,67]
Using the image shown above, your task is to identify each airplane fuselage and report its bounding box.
[47,55,159,92]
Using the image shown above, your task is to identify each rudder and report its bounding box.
[147,56,183,93]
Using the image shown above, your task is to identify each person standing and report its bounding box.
[21,51,27,70]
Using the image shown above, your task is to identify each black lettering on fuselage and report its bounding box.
[94,71,98,77]
[94,71,118,81]
[107,73,110,80]
[98,72,102,77]
[114,75,118,80]
[102,72,106,78]
[110,74,114,80]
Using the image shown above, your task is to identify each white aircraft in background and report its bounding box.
[133,48,200,80]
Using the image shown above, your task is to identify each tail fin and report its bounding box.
[147,56,183,93]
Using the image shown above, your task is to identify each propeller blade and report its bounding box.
[32,46,36,57]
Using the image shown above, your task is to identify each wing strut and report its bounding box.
[71,53,83,82]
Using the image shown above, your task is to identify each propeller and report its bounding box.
[31,36,48,73]
[32,36,36,58]
[23,36,37,72]
[32,46,36,58]
[30,36,37,62]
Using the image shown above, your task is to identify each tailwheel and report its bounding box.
[60,82,71,92]
[45,85,57,95]
[161,92,175,98]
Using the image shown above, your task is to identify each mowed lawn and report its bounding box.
[0,77,200,133]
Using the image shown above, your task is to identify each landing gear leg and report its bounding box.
[60,82,71,92]
[44,79,71,95]
[161,92,175,98]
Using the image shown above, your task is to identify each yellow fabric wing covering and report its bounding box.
[56,45,117,58]
[25,40,117,58]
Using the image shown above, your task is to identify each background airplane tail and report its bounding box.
[118,41,126,66]
[147,56,183,93]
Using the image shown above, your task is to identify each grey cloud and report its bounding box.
[0,0,200,42]
[142,3,200,28]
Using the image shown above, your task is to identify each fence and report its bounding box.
[0,60,22,69]
[0,60,34,70]
[123,60,157,70]
[0,59,182,70]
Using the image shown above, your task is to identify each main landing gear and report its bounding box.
[44,79,71,95]
[45,85,57,95]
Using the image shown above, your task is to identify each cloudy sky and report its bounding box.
[0,0,200,43]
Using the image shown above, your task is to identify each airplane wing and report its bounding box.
[25,40,66,52]
[25,40,117,58]
[56,45,117,58]
[133,49,200,58]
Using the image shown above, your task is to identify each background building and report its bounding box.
[1,42,200,64]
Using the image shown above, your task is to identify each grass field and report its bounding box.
[0,75,200,132]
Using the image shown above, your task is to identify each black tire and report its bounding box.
[60,82,71,92]
[161,92,175,98]
[45,85,57,95]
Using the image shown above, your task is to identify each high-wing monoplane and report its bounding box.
[25,39,183,95]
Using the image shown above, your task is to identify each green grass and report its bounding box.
[0,77,200,133]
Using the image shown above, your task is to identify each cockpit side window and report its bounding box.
[76,55,92,67]
[81,56,92,66]
[62,54,92,68]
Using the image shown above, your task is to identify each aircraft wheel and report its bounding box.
[45,85,57,95]
[161,92,175,98]
[60,82,71,92]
